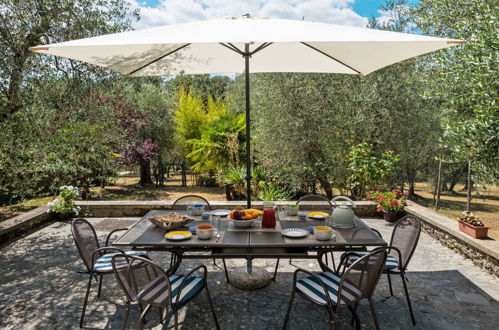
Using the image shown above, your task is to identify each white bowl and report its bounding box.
[233,219,255,228]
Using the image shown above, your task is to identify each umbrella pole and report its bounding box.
[244,44,251,208]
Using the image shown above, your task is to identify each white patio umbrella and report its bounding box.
[30,15,463,207]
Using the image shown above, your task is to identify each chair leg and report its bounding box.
[348,303,360,330]
[401,273,416,325]
[222,259,230,284]
[368,298,380,330]
[387,272,394,296]
[330,252,336,272]
[288,258,292,265]
[122,300,130,330]
[350,302,358,325]
[282,289,295,329]
[205,285,220,329]
[158,307,163,324]
[329,309,336,330]
[273,258,280,281]
[79,274,93,328]
[138,304,151,330]
[213,258,217,266]
[174,308,179,330]
[97,274,104,298]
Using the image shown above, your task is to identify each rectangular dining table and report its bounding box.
[113,210,387,275]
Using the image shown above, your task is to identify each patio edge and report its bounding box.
[405,201,498,278]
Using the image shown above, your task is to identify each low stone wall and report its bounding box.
[0,204,51,244]
[405,201,499,278]
[75,200,379,217]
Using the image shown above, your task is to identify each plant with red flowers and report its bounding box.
[367,190,406,212]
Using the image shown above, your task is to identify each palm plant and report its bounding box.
[187,112,246,174]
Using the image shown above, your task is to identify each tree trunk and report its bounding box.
[434,160,443,211]
[224,184,233,201]
[139,161,153,185]
[466,160,472,212]
[406,165,416,199]
[318,178,333,200]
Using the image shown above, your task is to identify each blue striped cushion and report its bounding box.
[137,274,204,306]
[93,250,148,272]
[296,272,362,306]
[345,251,399,270]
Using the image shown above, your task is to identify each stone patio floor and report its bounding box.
[1,217,498,330]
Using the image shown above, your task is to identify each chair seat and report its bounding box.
[344,251,399,270]
[93,250,148,272]
[296,271,361,306]
[137,274,204,307]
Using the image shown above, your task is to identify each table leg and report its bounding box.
[246,258,252,273]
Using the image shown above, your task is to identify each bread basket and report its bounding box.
[148,212,194,230]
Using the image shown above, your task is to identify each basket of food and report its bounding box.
[148,212,194,230]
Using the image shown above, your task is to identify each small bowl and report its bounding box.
[307,226,315,233]
[201,212,211,220]
[298,213,307,220]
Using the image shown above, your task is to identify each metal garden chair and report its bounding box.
[338,215,422,325]
[171,194,232,283]
[70,218,148,328]
[283,248,388,330]
[275,194,335,278]
[112,254,220,330]
[171,194,211,210]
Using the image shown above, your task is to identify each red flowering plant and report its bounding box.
[366,189,407,212]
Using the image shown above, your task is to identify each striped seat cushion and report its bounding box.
[137,274,204,307]
[93,250,148,272]
[344,251,399,270]
[296,272,362,306]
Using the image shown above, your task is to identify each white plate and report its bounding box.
[309,214,326,220]
[211,209,231,217]
[281,228,308,238]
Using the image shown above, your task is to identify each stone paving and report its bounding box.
[0,217,498,330]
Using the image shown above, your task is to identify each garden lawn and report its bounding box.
[413,182,499,240]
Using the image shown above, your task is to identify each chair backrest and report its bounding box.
[296,194,333,212]
[111,254,165,305]
[71,218,100,272]
[172,194,212,210]
[389,215,421,270]
[337,248,387,308]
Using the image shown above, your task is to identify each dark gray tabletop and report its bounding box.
[114,210,386,250]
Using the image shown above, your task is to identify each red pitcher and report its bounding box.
[262,201,276,229]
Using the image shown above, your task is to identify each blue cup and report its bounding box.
[201,212,210,220]
[298,213,307,220]
[308,226,315,233]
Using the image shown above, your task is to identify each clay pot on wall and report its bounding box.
[458,220,489,239]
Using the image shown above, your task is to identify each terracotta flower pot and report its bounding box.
[458,220,489,239]
[383,211,401,223]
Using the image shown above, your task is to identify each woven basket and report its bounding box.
[148,213,194,230]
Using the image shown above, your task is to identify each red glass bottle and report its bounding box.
[262,202,276,228]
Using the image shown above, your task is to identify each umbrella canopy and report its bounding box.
[30,16,463,206]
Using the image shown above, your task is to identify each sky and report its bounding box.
[129,0,395,30]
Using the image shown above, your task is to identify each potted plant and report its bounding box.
[458,211,488,239]
[47,185,81,221]
[367,190,407,222]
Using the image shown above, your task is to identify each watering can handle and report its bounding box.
[331,196,356,208]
